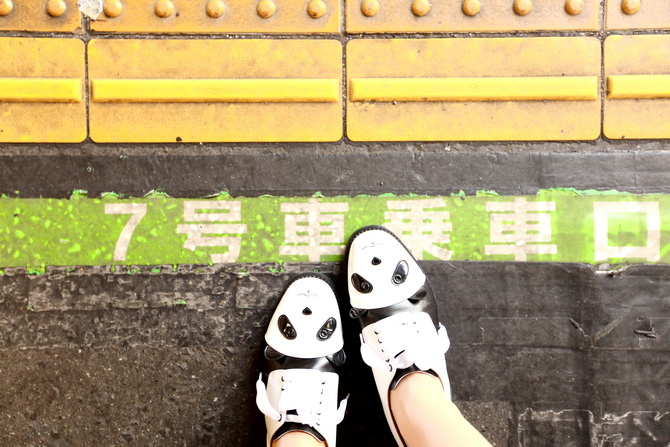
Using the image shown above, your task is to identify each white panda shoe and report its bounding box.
[255,273,349,447]
[346,226,451,447]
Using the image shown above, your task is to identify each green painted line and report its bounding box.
[1,192,669,270]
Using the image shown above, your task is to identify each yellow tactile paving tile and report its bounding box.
[0,0,82,32]
[346,37,601,142]
[604,35,670,139]
[0,38,86,143]
[88,39,342,143]
[346,0,598,33]
[89,0,339,33]
[606,0,670,29]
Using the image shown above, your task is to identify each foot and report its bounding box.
[346,226,451,446]
[256,273,348,447]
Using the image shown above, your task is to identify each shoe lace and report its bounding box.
[256,369,349,429]
[359,314,450,372]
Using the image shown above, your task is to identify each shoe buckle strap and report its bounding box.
[256,373,349,428]
[437,323,450,353]
[359,333,393,371]
[256,373,282,421]
[285,395,349,428]
[359,323,451,372]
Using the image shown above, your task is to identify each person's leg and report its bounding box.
[272,431,325,447]
[390,373,491,447]
[256,273,348,447]
[346,225,491,447]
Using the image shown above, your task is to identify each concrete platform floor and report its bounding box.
[1,261,668,446]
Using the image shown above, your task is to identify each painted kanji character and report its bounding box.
[384,198,452,260]
[485,197,557,261]
[177,201,247,263]
[280,199,348,261]
[593,201,660,262]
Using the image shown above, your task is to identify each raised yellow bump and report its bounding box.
[206,0,225,17]
[104,0,123,17]
[607,75,670,99]
[349,77,598,102]
[361,0,379,17]
[513,0,532,16]
[307,0,327,18]
[0,78,82,103]
[155,0,174,18]
[256,0,276,18]
[411,0,431,16]
[462,0,480,16]
[46,0,67,17]
[621,0,640,15]
[0,0,13,16]
[91,79,340,103]
[564,0,583,15]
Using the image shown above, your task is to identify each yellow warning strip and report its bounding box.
[349,77,598,102]
[607,75,670,99]
[91,79,340,103]
[0,78,82,103]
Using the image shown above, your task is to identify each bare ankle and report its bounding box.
[390,373,492,447]
[272,430,325,447]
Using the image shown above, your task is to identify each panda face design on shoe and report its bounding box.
[348,228,426,310]
[265,276,344,360]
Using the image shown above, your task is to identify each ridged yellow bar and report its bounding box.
[0,78,82,103]
[349,76,598,102]
[92,79,340,103]
[607,75,670,99]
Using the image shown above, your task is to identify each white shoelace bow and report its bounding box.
[256,369,348,429]
[360,317,450,372]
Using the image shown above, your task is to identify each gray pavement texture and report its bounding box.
[1,261,668,446]
[2,142,670,198]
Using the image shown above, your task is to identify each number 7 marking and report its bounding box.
[104,203,148,261]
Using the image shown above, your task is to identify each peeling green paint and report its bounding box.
[268,263,285,273]
[537,188,632,197]
[1,191,669,268]
[70,190,89,199]
[145,189,171,198]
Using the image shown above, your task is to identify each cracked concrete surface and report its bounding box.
[1,262,668,445]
